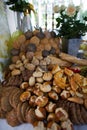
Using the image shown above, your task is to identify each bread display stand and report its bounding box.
[0,30,87,130]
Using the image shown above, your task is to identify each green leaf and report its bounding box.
[56,23,60,28]
[84,16,87,21]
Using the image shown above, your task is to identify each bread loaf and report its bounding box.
[59,52,87,66]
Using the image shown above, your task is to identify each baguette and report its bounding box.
[48,55,72,67]
[59,52,87,66]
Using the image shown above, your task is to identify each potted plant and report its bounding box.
[5,0,35,13]
[53,4,87,56]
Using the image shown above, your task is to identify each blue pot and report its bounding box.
[68,38,81,56]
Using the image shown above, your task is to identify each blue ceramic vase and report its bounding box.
[68,38,81,56]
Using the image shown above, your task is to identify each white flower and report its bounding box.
[66,4,76,17]
[60,5,66,11]
[53,5,60,13]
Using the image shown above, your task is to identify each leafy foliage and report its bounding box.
[80,66,87,77]
[54,4,87,39]
[5,0,35,13]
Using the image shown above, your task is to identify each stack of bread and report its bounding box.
[0,29,87,130]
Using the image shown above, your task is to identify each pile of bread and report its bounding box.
[0,29,87,130]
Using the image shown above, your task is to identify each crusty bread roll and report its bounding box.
[30,36,40,46]
[13,35,26,49]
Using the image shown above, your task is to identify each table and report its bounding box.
[0,119,87,130]
[0,119,33,130]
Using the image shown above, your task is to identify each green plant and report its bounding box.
[5,0,35,13]
[53,4,87,39]
[80,66,87,77]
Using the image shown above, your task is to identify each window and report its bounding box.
[6,0,87,34]
[29,0,85,31]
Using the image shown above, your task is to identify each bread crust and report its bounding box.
[59,52,87,66]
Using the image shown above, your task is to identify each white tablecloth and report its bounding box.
[0,119,33,130]
[0,119,87,130]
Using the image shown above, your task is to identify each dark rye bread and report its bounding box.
[62,100,69,109]
[16,102,24,123]
[68,103,75,124]
[69,103,80,125]
[9,87,21,107]
[57,99,70,113]
[14,75,23,86]
[76,104,85,124]
[6,76,16,86]
[10,89,23,109]
[22,69,33,81]
[57,99,64,108]
[66,101,71,113]
[6,109,20,127]
[21,101,29,122]
[57,100,87,125]
[62,100,71,113]
[7,76,23,86]
[60,100,66,108]
[80,105,87,124]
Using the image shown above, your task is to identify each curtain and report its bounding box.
[0,0,11,80]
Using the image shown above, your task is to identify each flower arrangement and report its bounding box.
[53,4,87,39]
[5,0,35,13]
